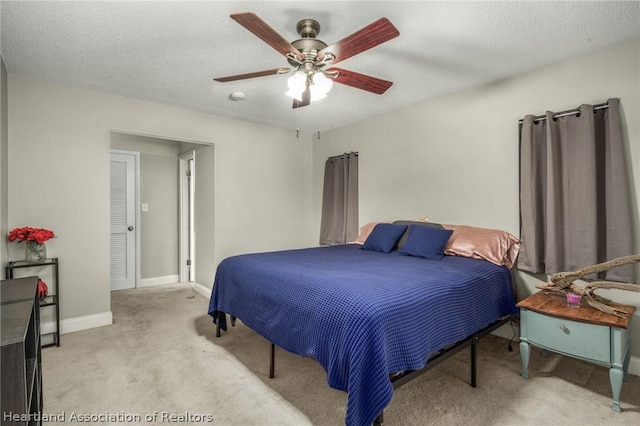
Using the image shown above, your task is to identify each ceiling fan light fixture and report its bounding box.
[312,72,333,98]
[286,70,334,102]
[286,71,307,101]
[215,13,400,109]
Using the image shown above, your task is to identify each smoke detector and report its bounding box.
[229,92,246,101]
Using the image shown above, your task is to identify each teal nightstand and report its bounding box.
[518,292,635,413]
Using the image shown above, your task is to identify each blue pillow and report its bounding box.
[399,225,454,260]
[362,224,408,253]
[393,220,445,250]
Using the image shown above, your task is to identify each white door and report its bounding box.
[110,152,137,290]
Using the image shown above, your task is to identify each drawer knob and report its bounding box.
[560,324,570,334]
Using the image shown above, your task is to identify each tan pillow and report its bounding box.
[442,224,520,268]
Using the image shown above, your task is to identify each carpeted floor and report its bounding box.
[42,283,640,425]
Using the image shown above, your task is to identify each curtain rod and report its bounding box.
[518,101,610,125]
[328,152,358,161]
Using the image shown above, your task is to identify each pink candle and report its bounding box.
[566,292,581,307]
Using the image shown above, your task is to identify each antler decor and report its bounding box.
[536,254,640,318]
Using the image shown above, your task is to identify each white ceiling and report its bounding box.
[1,1,639,132]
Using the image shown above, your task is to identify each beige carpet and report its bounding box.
[42,283,640,425]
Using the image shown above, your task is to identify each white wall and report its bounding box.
[313,40,640,358]
[194,144,215,287]
[7,77,314,328]
[139,152,179,279]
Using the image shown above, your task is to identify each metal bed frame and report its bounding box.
[216,312,517,426]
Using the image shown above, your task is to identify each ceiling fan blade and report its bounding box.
[214,68,284,82]
[318,18,399,65]
[231,12,303,61]
[328,68,393,94]
[292,86,311,109]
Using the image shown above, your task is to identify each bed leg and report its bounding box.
[471,336,478,388]
[269,343,275,379]
[231,315,236,326]
[373,412,384,426]
[216,312,223,338]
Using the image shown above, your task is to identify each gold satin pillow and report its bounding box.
[442,224,520,268]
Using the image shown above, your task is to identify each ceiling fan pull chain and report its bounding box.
[316,100,321,140]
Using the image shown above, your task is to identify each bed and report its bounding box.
[208,222,519,426]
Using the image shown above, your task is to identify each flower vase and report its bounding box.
[25,241,47,263]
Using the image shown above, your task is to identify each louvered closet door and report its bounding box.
[110,153,136,291]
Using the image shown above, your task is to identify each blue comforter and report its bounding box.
[208,244,517,426]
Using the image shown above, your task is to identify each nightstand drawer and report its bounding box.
[527,311,610,363]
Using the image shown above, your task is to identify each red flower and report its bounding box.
[8,227,56,244]
[38,279,48,300]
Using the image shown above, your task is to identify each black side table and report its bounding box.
[5,258,60,347]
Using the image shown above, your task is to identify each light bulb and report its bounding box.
[312,73,333,97]
[286,71,306,101]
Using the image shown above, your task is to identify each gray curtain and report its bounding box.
[319,152,359,245]
[518,98,635,282]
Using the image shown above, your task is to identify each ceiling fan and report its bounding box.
[214,12,400,109]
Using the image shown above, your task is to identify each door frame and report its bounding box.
[110,149,141,288]
[179,150,195,283]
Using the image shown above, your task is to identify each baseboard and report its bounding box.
[138,274,179,288]
[629,356,640,377]
[41,311,113,335]
[192,282,212,299]
[491,322,640,376]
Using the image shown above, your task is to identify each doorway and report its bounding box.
[109,150,139,291]
[109,131,214,293]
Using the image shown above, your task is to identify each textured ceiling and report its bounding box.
[1,1,639,132]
